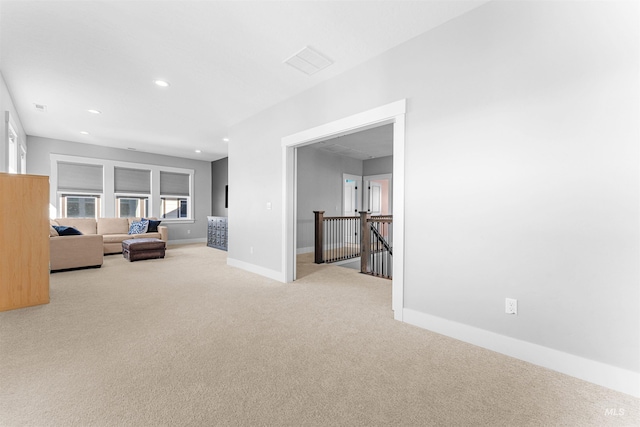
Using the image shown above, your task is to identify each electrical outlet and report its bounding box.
[505,298,518,315]
[187,229,191,234]
[250,246,253,254]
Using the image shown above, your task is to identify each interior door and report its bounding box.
[343,176,361,245]
[343,178,360,217]
[369,181,382,215]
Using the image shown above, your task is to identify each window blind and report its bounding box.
[114,167,151,194]
[160,171,190,196]
[58,162,103,193]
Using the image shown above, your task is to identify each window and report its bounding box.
[160,171,191,220]
[57,162,104,218]
[114,167,150,218]
[51,155,194,221]
[60,194,101,218]
[19,145,27,174]
[160,197,188,218]
[8,123,17,174]
[117,197,148,218]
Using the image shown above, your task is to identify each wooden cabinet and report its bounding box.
[0,173,50,311]
[207,216,228,251]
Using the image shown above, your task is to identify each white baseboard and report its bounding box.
[227,257,285,282]
[167,238,207,245]
[296,246,314,255]
[403,308,640,397]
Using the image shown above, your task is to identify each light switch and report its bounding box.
[266,202,272,210]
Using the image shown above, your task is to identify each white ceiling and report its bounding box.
[313,123,394,161]
[0,1,488,162]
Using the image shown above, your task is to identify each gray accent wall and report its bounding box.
[363,155,392,176]
[211,157,228,216]
[27,136,212,242]
[228,1,639,373]
[296,147,363,251]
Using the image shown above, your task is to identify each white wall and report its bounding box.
[228,0,638,390]
[0,72,26,173]
[27,136,212,242]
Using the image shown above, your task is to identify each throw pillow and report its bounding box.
[128,219,149,235]
[143,218,162,233]
[49,225,59,237]
[52,225,83,236]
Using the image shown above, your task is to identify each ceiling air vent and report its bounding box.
[34,103,47,112]
[284,46,332,75]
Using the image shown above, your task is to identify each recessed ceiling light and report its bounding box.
[154,80,170,87]
[87,109,101,114]
[127,147,137,151]
[195,150,202,153]
[222,138,229,142]
[80,131,90,135]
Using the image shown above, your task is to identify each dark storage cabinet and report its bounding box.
[207,216,228,251]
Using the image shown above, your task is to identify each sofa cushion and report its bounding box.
[97,218,129,235]
[50,234,103,271]
[49,225,59,237]
[53,225,83,236]
[102,234,129,243]
[128,219,149,235]
[55,218,97,235]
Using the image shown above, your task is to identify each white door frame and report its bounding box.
[282,99,406,321]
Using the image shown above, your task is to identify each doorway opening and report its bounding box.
[282,100,406,320]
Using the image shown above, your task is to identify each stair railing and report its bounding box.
[360,211,393,279]
[313,211,360,264]
[313,210,392,279]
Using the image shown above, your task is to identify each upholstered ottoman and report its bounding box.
[122,238,166,262]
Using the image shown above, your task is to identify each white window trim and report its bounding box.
[50,154,194,221]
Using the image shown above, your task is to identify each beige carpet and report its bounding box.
[0,244,637,426]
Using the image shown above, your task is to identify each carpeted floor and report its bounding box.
[0,244,638,426]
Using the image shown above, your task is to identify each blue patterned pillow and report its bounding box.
[128,219,149,235]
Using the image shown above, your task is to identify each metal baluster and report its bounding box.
[372,223,376,276]
[333,219,336,262]
[376,223,379,276]
[329,219,332,262]
[330,219,333,262]
[381,223,384,277]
